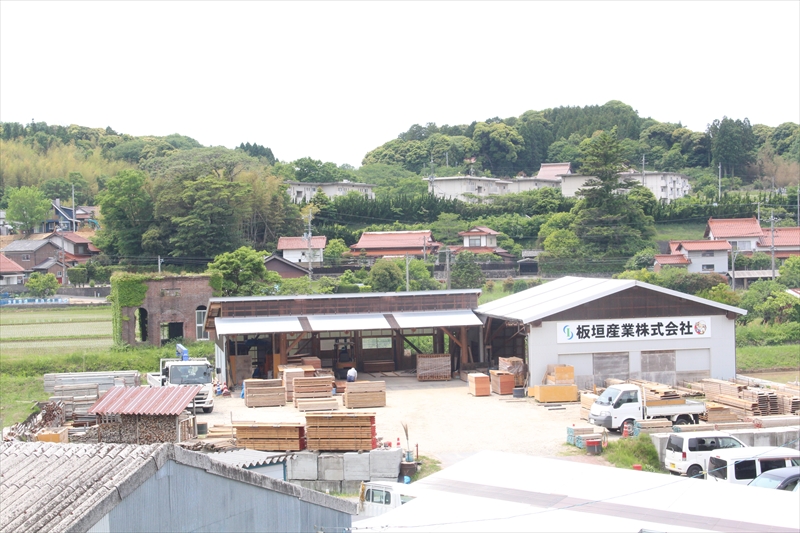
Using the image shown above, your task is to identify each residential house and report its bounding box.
[561,171,691,203]
[0,441,354,533]
[286,180,375,204]
[705,217,763,253]
[662,239,732,274]
[0,239,62,279]
[757,226,800,259]
[506,162,570,193]
[277,236,327,267]
[0,253,25,285]
[350,230,440,259]
[0,210,11,235]
[449,226,515,264]
[265,254,310,278]
[49,231,101,264]
[653,253,690,272]
[427,176,512,203]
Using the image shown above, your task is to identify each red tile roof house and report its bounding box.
[705,217,763,253]
[449,226,516,264]
[0,253,26,285]
[48,231,101,264]
[349,230,440,259]
[757,227,800,259]
[656,240,732,274]
[277,236,326,267]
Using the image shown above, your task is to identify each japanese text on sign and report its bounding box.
[557,316,711,344]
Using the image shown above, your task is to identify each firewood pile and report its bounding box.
[2,401,65,442]
[233,422,306,451]
[43,371,140,394]
[490,370,515,395]
[499,357,527,387]
[50,383,99,422]
[305,412,377,451]
[417,354,451,381]
[98,414,193,444]
[243,379,286,407]
[293,376,335,407]
[343,381,386,407]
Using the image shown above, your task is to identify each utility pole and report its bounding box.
[405,254,410,292]
[757,201,760,223]
[770,210,776,280]
[304,211,314,278]
[445,248,451,290]
[158,255,163,273]
[71,184,76,232]
[730,249,739,291]
[422,235,427,261]
[718,162,722,201]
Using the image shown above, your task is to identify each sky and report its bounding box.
[1,1,798,168]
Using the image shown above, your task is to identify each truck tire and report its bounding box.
[674,415,692,425]
[619,419,635,434]
[687,464,702,478]
[203,406,214,414]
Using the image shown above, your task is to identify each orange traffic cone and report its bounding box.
[622,423,630,438]
[397,437,401,449]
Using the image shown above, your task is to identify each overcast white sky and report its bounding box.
[1,1,798,168]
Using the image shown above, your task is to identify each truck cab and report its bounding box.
[358,481,423,517]
[589,384,642,431]
[147,350,215,413]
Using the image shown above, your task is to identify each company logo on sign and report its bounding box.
[556,316,712,344]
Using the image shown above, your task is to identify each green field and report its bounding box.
[654,221,707,242]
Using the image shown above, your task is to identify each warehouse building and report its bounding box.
[475,277,746,389]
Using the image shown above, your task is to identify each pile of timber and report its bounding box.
[281,367,305,402]
[301,356,321,369]
[44,371,140,394]
[296,398,339,412]
[629,379,681,402]
[315,369,335,380]
[742,389,780,416]
[468,373,490,397]
[305,412,377,451]
[490,370,515,395]
[566,426,596,445]
[417,354,451,381]
[633,419,673,436]
[546,365,574,385]
[233,422,306,451]
[579,392,599,420]
[695,378,745,398]
[363,360,395,373]
[335,380,347,394]
[745,415,800,429]
[700,402,739,423]
[499,357,527,387]
[293,376,334,407]
[575,433,603,449]
[50,383,99,422]
[344,381,386,408]
[243,379,286,407]
[692,378,798,416]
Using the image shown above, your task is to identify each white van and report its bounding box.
[664,431,746,478]
[358,481,424,517]
[707,446,800,486]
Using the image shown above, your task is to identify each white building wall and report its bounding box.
[685,250,728,274]
[282,249,323,264]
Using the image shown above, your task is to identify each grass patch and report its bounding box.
[0,306,111,325]
[478,288,513,305]
[654,221,707,242]
[0,374,49,429]
[736,345,800,372]
[604,435,665,473]
[410,455,442,482]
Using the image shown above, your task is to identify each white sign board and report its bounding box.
[557,316,711,344]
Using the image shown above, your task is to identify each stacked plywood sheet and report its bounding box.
[305,412,377,451]
[468,373,490,397]
[295,398,339,412]
[51,383,99,421]
[233,422,306,451]
[243,379,286,407]
[499,357,527,387]
[281,367,306,402]
[700,402,739,423]
[44,371,140,394]
[417,354,451,381]
[293,376,334,407]
[344,381,386,408]
[545,365,574,385]
[490,370,515,395]
[580,392,599,420]
[301,356,321,369]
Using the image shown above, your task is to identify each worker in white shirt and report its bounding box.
[346,367,357,382]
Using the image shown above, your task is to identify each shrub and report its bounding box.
[484,280,495,293]
[502,276,514,292]
[512,279,529,293]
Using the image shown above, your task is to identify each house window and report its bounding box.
[701,251,714,257]
[196,306,209,340]
[732,241,751,251]
[702,264,715,272]
[21,254,31,262]
[469,237,481,247]
[56,271,62,278]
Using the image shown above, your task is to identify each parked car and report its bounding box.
[664,431,746,478]
[748,466,800,491]
[707,447,800,485]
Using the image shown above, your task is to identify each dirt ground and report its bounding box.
[200,373,613,469]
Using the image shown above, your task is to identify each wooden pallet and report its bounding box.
[293,376,334,407]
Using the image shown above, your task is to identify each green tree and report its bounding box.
[207,246,270,296]
[754,292,799,324]
[543,229,581,257]
[697,283,741,307]
[430,213,467,245]
[624,248,657,270]
[707,117,756,178]
[739,280,786,323]
[26,272,59,297]
[450,251,485,289]
[472,122,525,175]
[369,259,404,292]
[277,276,314,295]
[5,186,51,234]
[41,172,93,205]
[324,238,349,266]
[778,256,800,287]
[392,257,440,291]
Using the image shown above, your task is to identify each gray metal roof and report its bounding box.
[1,239,52,252]
[475,276,746,324]
[209,288,480,303]
[728,270,780,279]
[208,449,295,468]
[0,441,356,533]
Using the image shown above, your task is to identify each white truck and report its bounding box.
[589,382,705,433]
[146,347,215,413]
[358,481,423,517]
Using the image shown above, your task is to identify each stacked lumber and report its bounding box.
[417,354,451,381]
[499,357,527,387]
[363,360,395,373]
[208,424,237,439]
[344,381,387,408]
[490,370,515,395]
[281,367,305,402]
[234,422,306,451]
[580,392,598,420]
[566,426,596,445]
[746,415,800,428]
[742,389,780,416]
[296,398,339,412]
[700,402,739,422]
[632,419,673,436]
[468,373,491,397]
[293,376,334,407]
[605,378,625,387]
[335,380,347,394]
[315,368,335,380]
[301,356,321,369]
[545,365,574,385]
[243,379,286,407]
[699,378,745,398]
[305,412,377,451]
[629,380,681,402]
[51,383,99,421]
[774,392,800,415]
[44,371,140,394]
[575,433,603,449]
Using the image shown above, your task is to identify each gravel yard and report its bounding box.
[200,374,605,468]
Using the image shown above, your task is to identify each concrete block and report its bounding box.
[369,448,402,479]
[287,451,318,480]
[344,452,370,481]
[319,453,344,481]
[728,430,754,447]
[370,477,400,483]
[342,480,365,494]
[291,480,342,494]
[773,427,800,450]
[752,430,772,447]
[649,433,670,464]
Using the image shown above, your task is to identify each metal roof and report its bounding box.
[209,288,480,304]
[207,449,295,468]
[392,310,483,329]
[216,316,304,335]
[475,276,746,324]
[306,313,391,331]
[1,239,52,252]
[728,270,780,279]
[88,385,202,416]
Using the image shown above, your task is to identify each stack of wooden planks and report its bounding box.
[233,422,306,451]
[343,381,386,408]
[468,373,491,397]
[632,419,673,436]
[293,376,334,407]
[579,392,599,420]
[566,426,596,445]
[243,379,286,407]
[545,365,574,385]
[44,371,140,394]
[417,354,451,381]
[305,412,377,451]
[301,356,321,369]
[363,360,395,373]
[490,370,515,395]
[281,367,306,402]
[295,398,339,412]
[499,357,527,387]
[51,383,99,422]
[629,380,681,402]
[700,402,739,423]
[742,389,780,416]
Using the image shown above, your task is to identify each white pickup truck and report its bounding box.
[146,357,215,413]
[589,382,705,433]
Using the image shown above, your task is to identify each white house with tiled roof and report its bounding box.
[449,226,515,264]
[757,227,800,259]
[0,253,25,285]
[427,176,513,203]
[705,217,763,252]
[277,235,326,267]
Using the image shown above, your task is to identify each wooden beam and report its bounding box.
[440,327,463,351]
[488,321,509,344]
[459,326,469,365]
[287,333,306,353]
[483,317,493,344]
[397,332,424,354]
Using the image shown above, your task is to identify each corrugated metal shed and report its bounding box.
[88,385,202,416]
[208,449,295,468]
